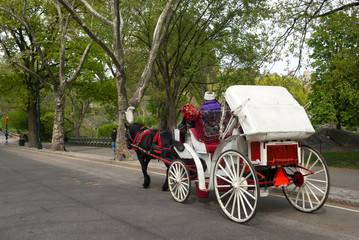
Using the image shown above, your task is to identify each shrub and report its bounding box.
[1,109,27,132]
[97,124,118,138]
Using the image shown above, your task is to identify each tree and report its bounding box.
[269,0,359,73]
[133,0,268,129]
[255,73,308,105]
[0,63,29,134]
[57,0,182,160]
[308,11,359,129]
[0,1,93,151]
[0,7,42,148]
[65,43,111,138]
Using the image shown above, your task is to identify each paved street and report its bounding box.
[1,141,359,239]
[1,132,359,207]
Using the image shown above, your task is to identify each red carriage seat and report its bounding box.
[190,110,231,154]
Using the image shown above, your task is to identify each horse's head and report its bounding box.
[125,123,145,149]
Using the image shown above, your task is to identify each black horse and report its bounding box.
[125,123,175,191]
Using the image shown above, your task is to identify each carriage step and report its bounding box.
[260,189,269,197]
[195,182,209,198]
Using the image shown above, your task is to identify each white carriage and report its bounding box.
[168,85,330,223]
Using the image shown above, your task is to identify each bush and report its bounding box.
[40,112,54,141]
[135,116,159,128]
[97,124,118,138]
[79,126,97,138]
[1,110,27,132]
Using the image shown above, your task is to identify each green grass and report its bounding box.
[321,151,359,170]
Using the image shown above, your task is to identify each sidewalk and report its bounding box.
[2,135,359,208]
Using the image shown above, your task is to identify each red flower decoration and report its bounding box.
[181,103,199,121]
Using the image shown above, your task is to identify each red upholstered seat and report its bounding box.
[189,128,220,154]
[187,110,232,154]
[205,140,220,153]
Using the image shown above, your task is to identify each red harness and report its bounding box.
[153,132,162,148]
[132,126,153,150]
[132,127,171,156]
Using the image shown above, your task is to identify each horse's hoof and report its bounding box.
[162,185,168,191]
[143,183,150,188]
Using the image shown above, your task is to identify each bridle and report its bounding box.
[125,127,133,149]
[125,124,148,149]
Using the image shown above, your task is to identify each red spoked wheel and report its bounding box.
[283,145,330,212]
[213,150,259,223]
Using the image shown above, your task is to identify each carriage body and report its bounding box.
[222,85,314,167]
[168,85,330,223]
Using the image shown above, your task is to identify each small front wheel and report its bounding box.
[168,160,191,203]
[213,150,259,223]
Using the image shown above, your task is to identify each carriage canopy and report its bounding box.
[224,85,315,141]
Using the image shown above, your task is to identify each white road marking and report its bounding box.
[270,193,359,213]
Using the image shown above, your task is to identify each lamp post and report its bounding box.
[37,59,42,149]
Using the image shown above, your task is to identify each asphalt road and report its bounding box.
[0,146,358,240]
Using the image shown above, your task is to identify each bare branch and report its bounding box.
[314,2,359,18]
[0,37,52,88]
[56,0,122,71]
[129,0,182,109]
[79,0,113,27]
[0,6,55,89]
[67,41,93,84]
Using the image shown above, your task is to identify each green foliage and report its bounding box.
[0,62,28,109]
[79,125,97,138]
[1,110,27,132]
[308,11,359,129]
[40,112,54,142]
[134,115,159,128]
[321,151,359,170]
[97,124,118,138]
[255,74,308,105]
[132,0,269,128]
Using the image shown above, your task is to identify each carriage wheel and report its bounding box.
[214,150,259,223]
[168,160,191,203]
[283,145,330,212]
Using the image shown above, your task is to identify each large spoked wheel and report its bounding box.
[213,150,259,223]
[283,145,330,212]
[168,160,191,203]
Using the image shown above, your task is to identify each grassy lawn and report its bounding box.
[321,151,359,170]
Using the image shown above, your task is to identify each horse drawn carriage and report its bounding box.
[126,85,330,223]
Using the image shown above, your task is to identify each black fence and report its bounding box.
[67,137,112,147]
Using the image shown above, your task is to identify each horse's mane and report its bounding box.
[127,123,145,139]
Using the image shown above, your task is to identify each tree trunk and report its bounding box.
[114,73,131,161]
[336,112,342,130]
[167,95,177,129]
[158,102,166,130]
[74,123,81,138]
[115,109,131,161]
[27,97,38,148]
[51,90,66,151]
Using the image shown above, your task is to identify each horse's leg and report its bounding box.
[162,163,169,191]
[143,157,151,188]
[137,152,151,188]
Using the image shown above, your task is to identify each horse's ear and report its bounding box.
[124,123,129,129]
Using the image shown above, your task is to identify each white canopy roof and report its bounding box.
[225,85,314,141]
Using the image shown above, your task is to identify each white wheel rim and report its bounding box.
[214,151,259,223]
[283,146,330,212]
[168,161,191,203]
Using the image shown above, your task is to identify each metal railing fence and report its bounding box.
[67,137,112,147]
